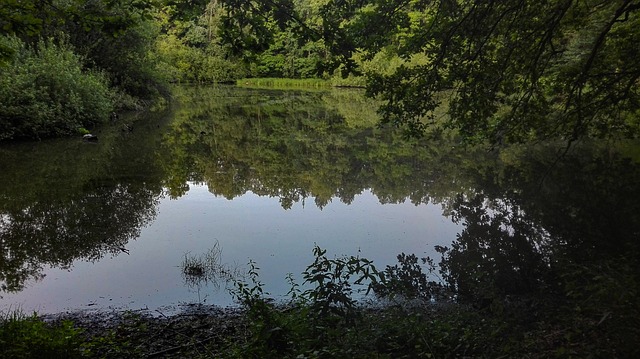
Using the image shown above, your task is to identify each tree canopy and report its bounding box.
[218,0,640,145]
[1,0,638,144]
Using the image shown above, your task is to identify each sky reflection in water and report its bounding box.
[1,184,457,314]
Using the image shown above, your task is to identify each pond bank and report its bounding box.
[41,304,248,358]
[5,293,638,359]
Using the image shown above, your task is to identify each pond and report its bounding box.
[1,85,639,315]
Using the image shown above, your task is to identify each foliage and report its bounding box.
[228,246,383,358]
[155,34,248,83]
[0,311,84,358]
[372,253,446,302]
[0,35,113,140]
[0,0,166,102]
[152,0,250,84]
[0,0,156,40]
[366,0,640,144]
[218,0,352,78]
[252,29,329,78]
[230,260,290,357]
[57,0,168,106]
[0,0,170,140]
[300,246,380,320]
[218,0,640,145]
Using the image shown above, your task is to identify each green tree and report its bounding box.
[153,0,249,82]
[0,0,169,140]
[219,0,640,145]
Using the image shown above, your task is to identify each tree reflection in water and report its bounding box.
[0,86,637,353]
[162,87,639,352]
[436,147,640,354]
[0,111,168,294]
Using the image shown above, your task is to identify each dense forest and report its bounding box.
[1,0,638,144]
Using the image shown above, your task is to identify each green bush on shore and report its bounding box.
[0,35,114,141]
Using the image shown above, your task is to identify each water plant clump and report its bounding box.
[180,241,237,289]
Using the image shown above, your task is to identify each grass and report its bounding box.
[236,78,332,90]
[0,309,85,358]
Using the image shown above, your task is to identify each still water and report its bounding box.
[0,86,460,313]
[2,187,455,313]
[1,85,639,315]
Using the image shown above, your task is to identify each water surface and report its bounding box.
[0,86,461,313]
[1,85,639,315]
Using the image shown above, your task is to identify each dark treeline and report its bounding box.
[216,0,640,145]
[4,1,639,144]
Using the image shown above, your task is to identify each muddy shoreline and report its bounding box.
[41,304,249,358]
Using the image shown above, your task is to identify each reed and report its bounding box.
[237,77,331,89]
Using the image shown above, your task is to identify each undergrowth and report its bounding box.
[0,310,84,358]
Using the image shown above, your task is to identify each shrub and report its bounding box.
[228,246,383,357]
[372,253,447,302]
[0,35,114,141]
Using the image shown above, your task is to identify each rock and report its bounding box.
[83,134,98,142]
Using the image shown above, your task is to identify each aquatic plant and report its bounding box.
[180,241,237,289]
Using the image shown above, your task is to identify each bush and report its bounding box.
[0,35,114,141]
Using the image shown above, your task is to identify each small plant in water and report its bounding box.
[180,241,237,289]
[182,256,206,277]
